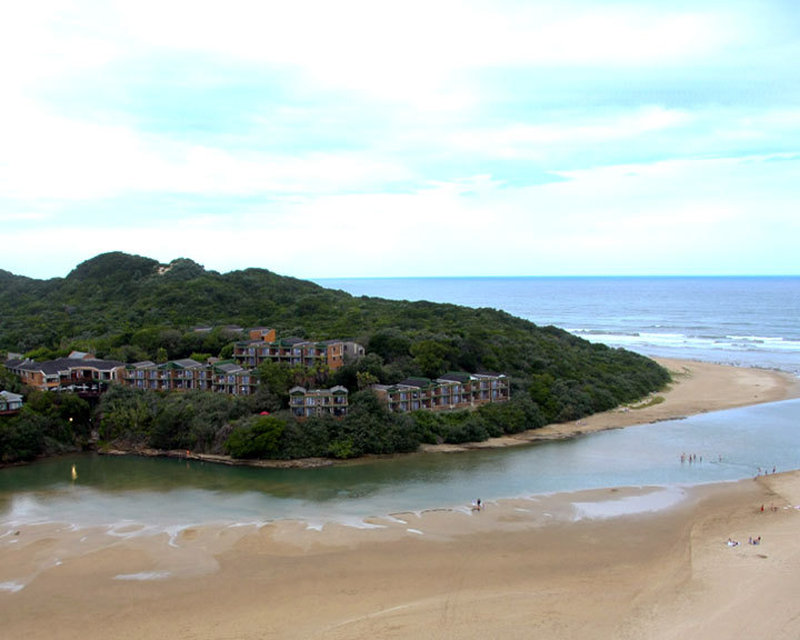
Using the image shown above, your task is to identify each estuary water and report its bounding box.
[2,276,799,531]
[1,399,799,531]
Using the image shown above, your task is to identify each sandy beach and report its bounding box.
[2,358,800,639]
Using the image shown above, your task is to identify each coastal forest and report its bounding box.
[0,252,670,464]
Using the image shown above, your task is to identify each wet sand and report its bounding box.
[2,358,800,639]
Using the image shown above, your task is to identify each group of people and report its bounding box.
[680,452,706,464]
[727,535,762,547]
[679,454,780,475]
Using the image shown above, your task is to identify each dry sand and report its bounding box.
[2,358,799,639]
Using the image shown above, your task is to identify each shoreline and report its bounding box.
[98,447,337,469]
[3,357,800,638]
[421,357,800,452]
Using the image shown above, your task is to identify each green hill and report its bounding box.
[1,252,669,427]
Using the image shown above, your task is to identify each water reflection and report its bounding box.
[1,398,799,528]
[1,441,519,502]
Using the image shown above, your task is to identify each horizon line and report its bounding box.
[312,274,800,280]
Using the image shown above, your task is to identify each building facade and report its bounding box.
[0,390,23,415]
[120,359,257,395]
[3,353,125,393]
[289,385,349,418]
[233,330,364,371]
[372,372,510,413]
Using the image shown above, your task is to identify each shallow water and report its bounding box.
[2,398,798,530]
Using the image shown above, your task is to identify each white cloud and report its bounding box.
[0,97,412,200]
[447,106,691,158]
[0,212,51,222]
[1,1,798,278]
[123,1,735,65]
[6,152,795,278]
[0,2,122,97]
[1,0,740,109]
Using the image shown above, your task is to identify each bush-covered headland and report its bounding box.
[1,253,670,464]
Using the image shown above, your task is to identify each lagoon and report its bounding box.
[3,398,799,532]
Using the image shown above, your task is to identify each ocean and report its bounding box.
[315,276,800,375]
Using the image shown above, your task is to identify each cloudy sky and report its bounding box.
[2,0,799,279]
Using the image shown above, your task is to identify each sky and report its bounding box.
[1,0,799,280]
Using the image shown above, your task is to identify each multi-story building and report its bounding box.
[289,385,349,418]
[0,390,23,415]
[121,359,257,395]
[323,340,364,371]
[372,372,510,413]
[123,359,206,392]
[440,372,511,404]
[3,353,255,398]
[3,352,125,393]
[248,327,276,342]
[213,361,257,395]
[233,330,364,371]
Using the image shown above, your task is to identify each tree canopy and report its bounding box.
[1,252,671,463]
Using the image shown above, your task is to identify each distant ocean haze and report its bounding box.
[314,276,800,374]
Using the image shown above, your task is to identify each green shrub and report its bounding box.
[225,415,285,459]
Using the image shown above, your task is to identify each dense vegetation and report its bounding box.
[1,384,546,464]
[93,384,544,460]
[0,389,92,463]
[0,252,670,464]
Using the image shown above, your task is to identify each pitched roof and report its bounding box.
[290,386,349,395]
[12,357,125,375]
[128,360,157,369]
[170,358,204,369]
[214,362,245,374]
[438,372,472,383]
[397,377,433,388]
